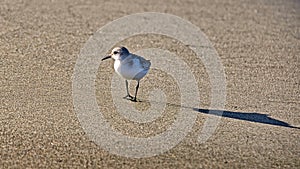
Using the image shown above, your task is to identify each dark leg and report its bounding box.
[133,80,140,102]
[123,80,133,100]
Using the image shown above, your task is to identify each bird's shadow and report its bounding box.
[193,108,299,129]
[138,99,299,129]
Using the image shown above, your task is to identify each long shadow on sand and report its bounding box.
[192,108,299,129]
[137,99,299,129]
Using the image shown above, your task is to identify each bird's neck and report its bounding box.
[119,54,130,61]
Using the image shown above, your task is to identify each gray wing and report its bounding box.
[142,59,151,70]
[133,54,151,70]
[138,56,151,70]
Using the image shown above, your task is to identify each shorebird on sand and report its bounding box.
[102,46,151,102]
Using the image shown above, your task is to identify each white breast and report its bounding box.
[114,57,149,80]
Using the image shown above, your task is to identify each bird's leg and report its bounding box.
[132,80,140,102]
[123,80,133,100]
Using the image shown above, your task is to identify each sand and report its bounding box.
[1,0,299,168]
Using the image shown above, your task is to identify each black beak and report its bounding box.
[101,55,111,61]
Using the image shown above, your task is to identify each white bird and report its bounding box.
[101,46,151,102]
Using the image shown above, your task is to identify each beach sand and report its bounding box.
[1,0,299,168]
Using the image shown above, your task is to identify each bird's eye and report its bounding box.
[113,51,118,54]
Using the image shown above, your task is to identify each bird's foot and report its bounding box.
[123,95,134,100]
[131,97,137,102]
[123,95,139,102]
[131,97,142,102]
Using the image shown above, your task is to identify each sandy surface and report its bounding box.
[1,0,300,168]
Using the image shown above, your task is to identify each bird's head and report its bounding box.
[102,46,130,61]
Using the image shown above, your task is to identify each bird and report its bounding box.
[101,46,151,102]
